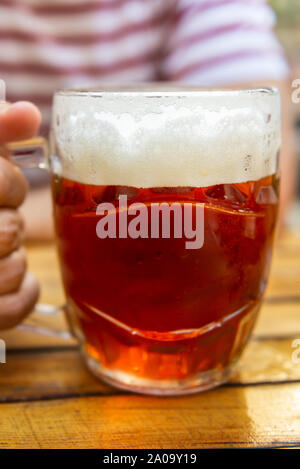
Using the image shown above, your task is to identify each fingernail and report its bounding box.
[0,101,32,116]
[0,103,10,115]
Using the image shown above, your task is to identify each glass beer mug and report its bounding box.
[4,83,281,395]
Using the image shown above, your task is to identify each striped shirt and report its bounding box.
[0,0,288,133]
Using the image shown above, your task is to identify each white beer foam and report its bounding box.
[52,89,281,187]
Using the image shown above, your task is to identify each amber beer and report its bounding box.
[53,177,278,388]
[52,88,280,394]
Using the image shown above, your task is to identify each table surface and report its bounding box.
[0,230,300,449]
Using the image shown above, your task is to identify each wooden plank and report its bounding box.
[266,258,300,298]
[253,301,300,337]
[0,312,76,349]
[0,348,115,403]
[25,241,64,307]
[0,337,299,403]
[0,384,300,448]
[233,337,300,384]
[265,231,300,299]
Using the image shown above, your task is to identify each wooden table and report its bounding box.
[0,231,300,449]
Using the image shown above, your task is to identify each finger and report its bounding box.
[0,101,41,145]
[0,272,39,330]
[0,157,28,207]
[0,209,24,257]
[0,247,26,295]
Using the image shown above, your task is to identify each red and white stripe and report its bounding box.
[0,0,288,133]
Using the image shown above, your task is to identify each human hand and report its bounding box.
[0,101,41,329]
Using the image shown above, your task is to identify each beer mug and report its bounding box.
[5,84,281,395]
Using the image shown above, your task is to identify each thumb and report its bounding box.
[0,101,41,145]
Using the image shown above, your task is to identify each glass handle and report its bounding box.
[6,137,49,169]
[17,303,72,339]
[0,79,50,170]
[5,143,68,339]
[7,140,68,339]
[0,77,66,339]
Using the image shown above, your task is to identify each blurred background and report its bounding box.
[0,0,299,235]
[270,0,300,226]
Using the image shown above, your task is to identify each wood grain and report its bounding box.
[0,231,299,448]
[0,337,299,403]
[0,348,115,403]
[0,384,300,448]
[254,301,300,337]
[266,231,300,299]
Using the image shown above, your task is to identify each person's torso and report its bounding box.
[0,0,175,131]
